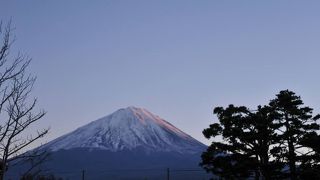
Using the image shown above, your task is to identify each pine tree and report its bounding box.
[201,105,283,179]
[201,90,320,179]
[269,90,320,179]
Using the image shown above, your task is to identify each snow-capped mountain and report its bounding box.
[8,107,209,180]
[41,106,206,154]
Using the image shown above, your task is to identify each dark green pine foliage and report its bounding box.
[269,90,320,179]
[201,90,320,180]
[200,105,283,180]
[299,134,320,179]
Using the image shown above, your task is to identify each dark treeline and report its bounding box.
[201,90,320,180]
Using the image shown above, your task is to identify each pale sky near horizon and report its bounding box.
[1,1,320,148]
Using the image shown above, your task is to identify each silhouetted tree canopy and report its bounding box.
[201,90,320,180]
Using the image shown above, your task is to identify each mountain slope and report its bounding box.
[41,106,206,153]
[7,107,209,180]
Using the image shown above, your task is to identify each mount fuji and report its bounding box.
[7,107,209,180]
[41,106,206,153]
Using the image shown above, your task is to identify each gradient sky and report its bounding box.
[1,1,320,147]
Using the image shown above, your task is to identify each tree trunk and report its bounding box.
[0,160,5,180]
[261,154,271,180]
[288,138,296,180]
[285,113,296,180]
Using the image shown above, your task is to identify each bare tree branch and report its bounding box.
[0,21,48,180]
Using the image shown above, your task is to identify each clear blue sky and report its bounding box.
[1,0,320,146]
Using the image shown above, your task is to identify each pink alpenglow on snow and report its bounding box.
[40,106,206,154]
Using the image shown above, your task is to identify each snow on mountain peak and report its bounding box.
[41,107,206,154]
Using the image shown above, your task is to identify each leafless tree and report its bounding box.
[0,21,48,180]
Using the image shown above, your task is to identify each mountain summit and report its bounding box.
[41,106,206,154]
[8,107,209,179]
